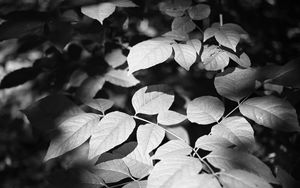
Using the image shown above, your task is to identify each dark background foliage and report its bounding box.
[0,0,300,187]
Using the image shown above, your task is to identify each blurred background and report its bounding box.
[0,0,300,187]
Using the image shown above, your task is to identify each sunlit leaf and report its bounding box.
[206,148,278,183]
[211,116,255,150]
[123,180,147,188]
[162,30,189,41]
[44,113,100,161]
[166,126,190,144]
[171,16,196,33]
[187,96,224,124]
[201,45,230,71]
[157,110,186,125]
[152,140,192,160]
[197,173,222,188]
[226,52,251,68]
[104,69,139,87]
[219,170,272,188]
[136,124,165,154]
[148,155,202,188]
[127,38,173,73]
[214,67,257,102]
[89,111,136,159]
[131,85,174,115]
[172,43,197,70]
[239,96,300,132]
[95,159,131,183]
[188,4,210,20]
[85,98,114,114]
[186,39,202,54]
[195,135,234,151]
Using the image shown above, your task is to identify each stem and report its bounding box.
[132,115,186,143]
[219,14,223,26]
[192,148,216,175]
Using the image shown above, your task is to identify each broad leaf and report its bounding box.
[136,124,165,154]
[186,39,202,54]
[123,180,147,188]
[123,146,153,179]
[95,159,131,183]
[159,0,192,17]
[219,170,272,188]
[195,135,234,151]
[131,85,174,115]
[172,43,197,70]
[147,156,202,188]
[81,0,137,24]
[81,3,116,24]
[104,69,139,87]
[152,140,192,160]
[157,110,186,125]
[162,30,189,41]
[171,16,196,33]
[89,111,136,159]
[85,99,114,114]
[201,45,230,71]
[276,167,300,188]
[204,23,241,51]
[211,116,255,150]
[188,4,210,20]
[44,113,100,161]
[187,96,225,124]
[105,49,127,68]
[206,148,278,183]
[239,96,300,132]
[166,126,190,144]
[226,52,251,68]
[127,38,173,73]
[214,67,257,102]
[76,76,105,102]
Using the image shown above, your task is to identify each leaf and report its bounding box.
[44,113,100,161]
[186,39,202,54]
[206,148,278,183]
[136,124,165,154]
[76,76,105,102]
[105,49,127,68]
[239,96,300,132]
[23,94,84,133]
[195,135,234,151]
[188,4,210,20]
[104,69,139,87]
[127,38,173,73]
[123,146,153,179]
[172,43,197,70]
[201,45,230,71]
[197,174,222,188]
[147,156,202,188]
[219,170,272,188]
[166,126,190,144]
[211,116,255,150]
[157,110,186,125]
[204,23,241,51]
[214,67,257,102]
[226,52,251,68]
[95,159,131,183]
[81,0,137,24]
[162,30,189,41]
[187,96,225,124]
[131,85,174,115]
[122,180,147,188]
[81,3,116,24]
[85,98,114,114]
[171,16,196,33]
[152,140,192,160]
[0,67,40,89]
[89,111,136,159]
[276,167,300,188]
[159,0,192,17]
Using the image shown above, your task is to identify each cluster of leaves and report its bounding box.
[1,0,300,188]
